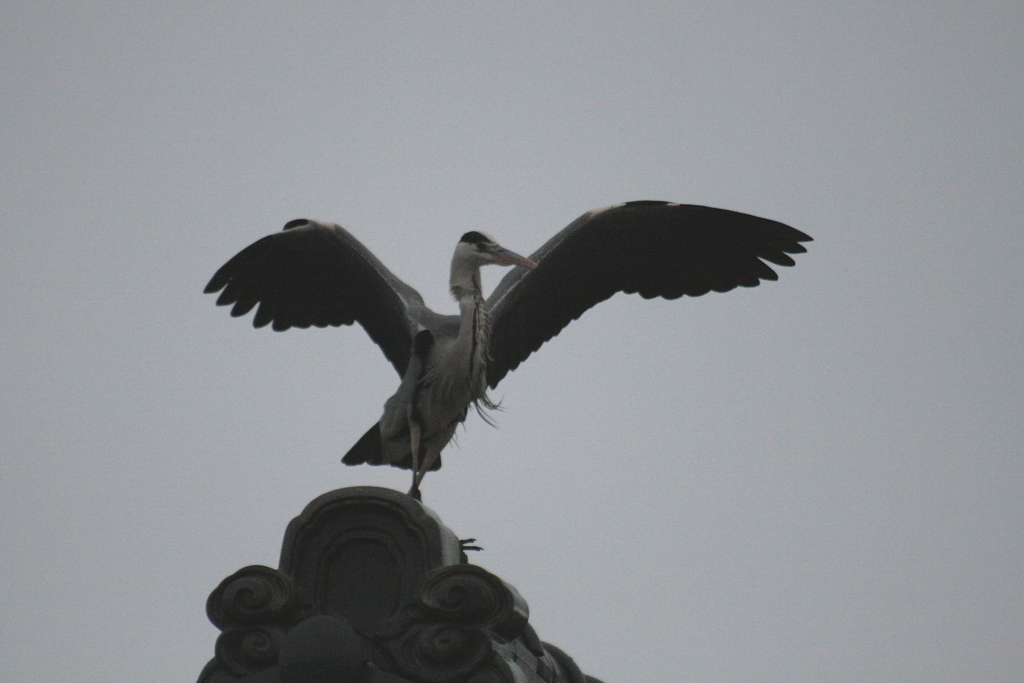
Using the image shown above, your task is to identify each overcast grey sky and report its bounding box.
[1,3,1021,682]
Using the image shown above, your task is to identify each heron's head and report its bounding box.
[455,231,537,270]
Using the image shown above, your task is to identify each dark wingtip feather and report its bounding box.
[342,422,382,465]
[252,303,273,329]
[216,288,237,307]
[230,297,258,317]
[204,269,229,294]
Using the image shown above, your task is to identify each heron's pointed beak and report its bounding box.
[492,246,537,269]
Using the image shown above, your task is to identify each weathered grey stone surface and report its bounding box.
[198,487,604,683]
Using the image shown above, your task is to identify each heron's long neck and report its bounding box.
[450,263,490,397]
[449,258,482,301]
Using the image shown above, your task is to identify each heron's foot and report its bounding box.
[409,420,422,478]
[459,538,482,552]
[408,483,422,501]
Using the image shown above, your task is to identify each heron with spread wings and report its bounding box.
[205,201,811,499]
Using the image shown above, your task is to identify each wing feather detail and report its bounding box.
[205,220,424,377]
[485,202,811,387]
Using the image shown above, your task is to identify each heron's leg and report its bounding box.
[408,419,422,497]
[413,445,442,493]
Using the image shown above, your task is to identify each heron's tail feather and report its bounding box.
[342,421,442,471]
[394,451,442,472]
[342,422,383,466]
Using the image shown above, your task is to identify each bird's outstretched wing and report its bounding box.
[485,201,812,387]
[205,219,425,377]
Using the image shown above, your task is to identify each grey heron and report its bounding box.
[205,201,811,499]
